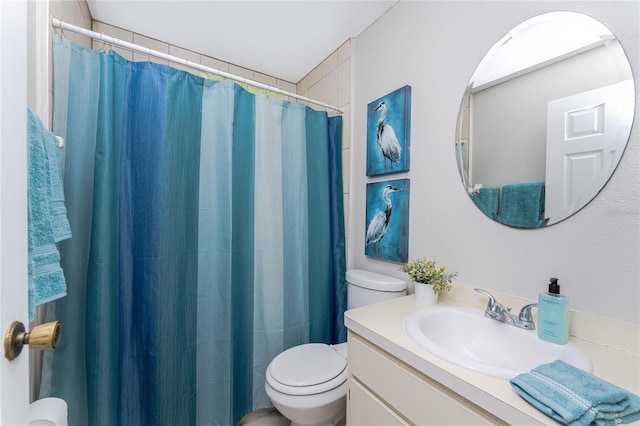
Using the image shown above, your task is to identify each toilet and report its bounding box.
[265,269,406,426]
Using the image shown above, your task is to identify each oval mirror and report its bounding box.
[455,12,635,228]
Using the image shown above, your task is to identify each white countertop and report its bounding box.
[344,294,640,425]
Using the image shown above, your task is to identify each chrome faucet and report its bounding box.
[474,288,538,330]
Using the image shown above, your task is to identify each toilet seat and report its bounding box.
[266,343,347,396]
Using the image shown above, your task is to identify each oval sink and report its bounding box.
[403,306,592,379]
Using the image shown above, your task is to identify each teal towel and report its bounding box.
[27,108,71,321]
[495,181,546,228]
[510,360,640,425]
[471,186,499,219]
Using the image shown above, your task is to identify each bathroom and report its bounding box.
[1,0,638,424]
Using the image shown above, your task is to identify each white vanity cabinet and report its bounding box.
[346,332,507,426]
[345,295,640,426]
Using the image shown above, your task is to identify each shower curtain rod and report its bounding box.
[51,18,344,114]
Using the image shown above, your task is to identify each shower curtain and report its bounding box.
[41,35,346,426]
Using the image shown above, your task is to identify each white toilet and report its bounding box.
[265,269,406,426]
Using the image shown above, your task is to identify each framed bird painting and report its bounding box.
[366,85,411,176]
[365,179,410,262]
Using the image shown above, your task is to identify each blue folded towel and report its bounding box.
[495,181,546,228]
[472,186,500,219]
[510,360,640,425]
[27,108,71,321]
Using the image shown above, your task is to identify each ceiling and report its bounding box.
[86,1,398,83]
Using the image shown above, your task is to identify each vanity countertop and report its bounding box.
[344,294,640,425]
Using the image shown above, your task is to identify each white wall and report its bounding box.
[350,1,640,324]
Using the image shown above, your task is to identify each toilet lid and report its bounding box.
[269,343,346,387]
[266,343,347,396]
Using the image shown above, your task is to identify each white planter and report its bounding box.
[414,282,438,305]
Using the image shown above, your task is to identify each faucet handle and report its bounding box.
[474,288,496,310]
[518,303,538,322]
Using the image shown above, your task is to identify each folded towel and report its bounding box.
[27,108,71,321]
[495,181,546,228]
[471,186,499,219]
[510,360,640,425]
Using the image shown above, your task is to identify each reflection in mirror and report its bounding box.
[456,12,635,228]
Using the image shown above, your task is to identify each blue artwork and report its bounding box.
[367,86,411,176]
[365,179,410,262]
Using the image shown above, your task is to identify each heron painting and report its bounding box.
[365,179,410,262]
[367,86,411,176]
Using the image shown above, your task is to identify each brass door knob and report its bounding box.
[4,321,61,361]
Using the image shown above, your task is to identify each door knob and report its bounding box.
[4,321,61,361]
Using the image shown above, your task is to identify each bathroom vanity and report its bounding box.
[344,289,640,425]
[347,333,506,425]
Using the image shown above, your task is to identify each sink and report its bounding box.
[403,306,592,379]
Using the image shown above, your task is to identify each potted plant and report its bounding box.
[400,257,458,304]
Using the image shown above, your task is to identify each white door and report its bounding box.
[545,80,634,224]
[0,0,30,424]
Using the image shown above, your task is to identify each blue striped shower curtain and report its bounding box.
[41,35,346,426]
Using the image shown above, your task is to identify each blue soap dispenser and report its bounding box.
[537,278,569,344]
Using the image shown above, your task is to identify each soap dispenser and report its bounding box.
[537,278,569,344]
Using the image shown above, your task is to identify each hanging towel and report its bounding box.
[471,186,499,219]
[43,126,71,242]
[27,108,71,321]
[510,360,640,426]
[495,181,546,228]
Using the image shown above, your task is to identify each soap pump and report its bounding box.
[537,278,569,344]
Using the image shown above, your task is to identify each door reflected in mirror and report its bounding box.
[455,11,635,228]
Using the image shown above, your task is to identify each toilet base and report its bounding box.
[265,381,346,426]
[289,404,345,426]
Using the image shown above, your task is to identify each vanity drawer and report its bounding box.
[348,334,505,425]
[347,377,409,426]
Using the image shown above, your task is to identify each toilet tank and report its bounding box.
[346,269,406,309]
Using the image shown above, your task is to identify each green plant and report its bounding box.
[400,257,458,294]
